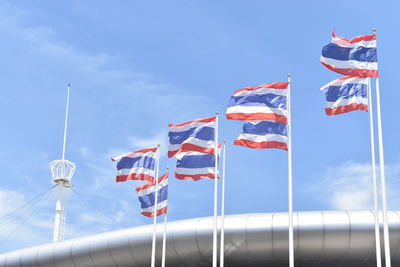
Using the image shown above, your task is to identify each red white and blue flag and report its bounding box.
[226,82,289,124]
[168,116,216,158]
[111,147,157,182]
[234,120,288,150]
[135,172,168,217]
[320,31,378,78]
[175,151,217,181]
[320,76,368,115]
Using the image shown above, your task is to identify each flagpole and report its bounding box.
[151,144,160,267]
[287,73,295,267]
[219,140,226,267]
[212,112,219,267]
[161,168,169,267]
[367,77,382,267]
[161,213,167,267]
[373,28,392,267]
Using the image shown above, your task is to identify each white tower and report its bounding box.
[50,84,76,242]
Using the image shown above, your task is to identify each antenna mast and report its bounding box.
[50,84,76,242]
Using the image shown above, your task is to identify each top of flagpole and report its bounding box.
[62,83,71,160]
[287,73,291,78]
[373,28,376,33]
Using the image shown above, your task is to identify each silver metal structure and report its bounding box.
[1,210,400,266]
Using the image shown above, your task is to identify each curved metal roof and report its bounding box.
[1,210,400,266]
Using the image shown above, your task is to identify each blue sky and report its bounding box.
[0,0,399,253]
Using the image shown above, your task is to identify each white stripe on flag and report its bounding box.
[169,121,215,132]
[320,56,378,70]
[226,105,287,116]
[168,138,214,152]
[233,88,287,97]
[236,133,287,143]
[137,180,169,197]
[175,167,215,176]
[141,199,168,213]
[117,167,155,176]
[326,96,368,109]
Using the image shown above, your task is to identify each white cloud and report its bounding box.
[314,161,400,210]
[0,189,54,251]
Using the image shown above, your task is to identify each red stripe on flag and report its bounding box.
[333,31,376,43]
[234,82,289,93]
[175,172,218,181]
[111,147,158,161]
[320,62,378,78]
[226,113,287,124]
[325,103,368,116]
[234,139,288,150]
[168,116,216,128]
[141,207,168,218]
[168,144,214,158]
[135,172,168,192]
[116,173,154,183]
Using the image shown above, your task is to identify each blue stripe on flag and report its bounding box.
[116,156,155,170]
[138,186,168,209]
[322,43,377,63]
[176,154,215,169]
[242,121,287,136]
[228,94,287,109]
[325,83,367,102]
[169,126,214,145]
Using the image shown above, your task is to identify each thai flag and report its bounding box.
[234,120,287,150]
[174,152,217,181]
[111,147,157,182]
[168,116,216,158]
[135,172,168,217]
[320,76,368,115]
[320,31,378,78]
[226,82,288,124]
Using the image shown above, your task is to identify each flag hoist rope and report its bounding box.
[150,145,160,267]
[287,74,295,267]
[367,77,382,267]
[374,28,391,267]
[219,140,226,267]
[212,113,219,267]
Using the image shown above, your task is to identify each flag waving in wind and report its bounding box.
[320,76,368,115]
[226,82,289,124]
[168,116,216,158]
[320,30,378,78]
[226,82,289,150]
[135,172,168,217]
[111,147,157,182]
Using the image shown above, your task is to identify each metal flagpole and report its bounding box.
[52,83,75,242]
[287,74,295,267]
[212,113,219,267]
[367,77,382,267]
[219,140,226,267]
[373,28,392,267]
[161,213,167,267]
[161,168,169,267]
[151,145,160,267]
[62,84,71,161]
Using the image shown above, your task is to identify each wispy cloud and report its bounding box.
[313,161,400,210]
[0,189,54,252]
